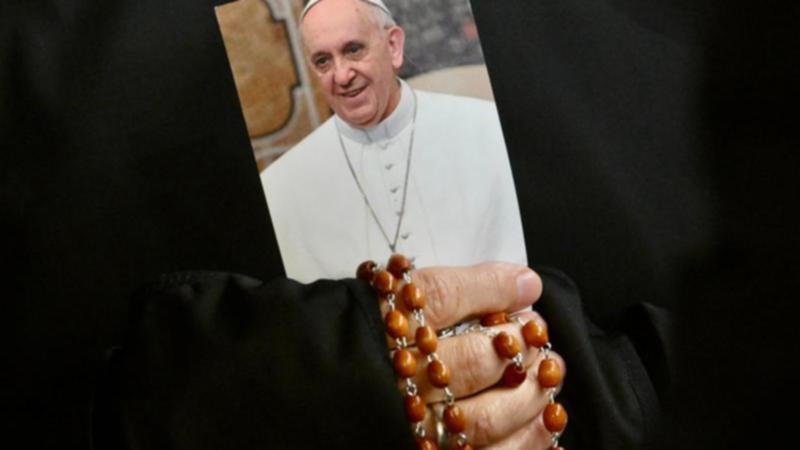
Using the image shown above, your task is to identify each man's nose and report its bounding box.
[333,59,355,86]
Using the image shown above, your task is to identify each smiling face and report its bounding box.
[301,0,405,128]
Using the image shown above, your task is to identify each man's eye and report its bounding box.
[345,45,364,56]
[313,56,330,69]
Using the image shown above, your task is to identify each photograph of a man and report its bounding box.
[262,0,526,282]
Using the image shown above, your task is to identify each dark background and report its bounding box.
[474,1,799,447]
[2,0,797,448]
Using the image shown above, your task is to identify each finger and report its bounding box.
[411,262,542,330]
[482,413,554,450]
[411,311,546,401]
[423,365,555,448]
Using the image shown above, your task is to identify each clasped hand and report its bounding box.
[384,262,566,449]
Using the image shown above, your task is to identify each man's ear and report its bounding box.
[386,26,405,71]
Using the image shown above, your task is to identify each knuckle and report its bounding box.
[470,401,498,445]
[455,336,493,394]
[417,270,460,327]
[481,266,505,300]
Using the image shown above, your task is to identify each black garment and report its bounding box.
[94,268,670,450]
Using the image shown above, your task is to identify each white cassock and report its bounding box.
[261,80,526,283]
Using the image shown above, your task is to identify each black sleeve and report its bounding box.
[93,272,415,450]
[94,267,670,450]
[535,267,672,450]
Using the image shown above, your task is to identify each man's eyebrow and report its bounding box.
[309,50,331,60]
[341,39,365,50]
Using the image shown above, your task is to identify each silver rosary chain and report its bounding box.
[336,88,418,253]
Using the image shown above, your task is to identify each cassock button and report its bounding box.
[385,163,394,170]
[401,232,411,240]
[390,186,400,194]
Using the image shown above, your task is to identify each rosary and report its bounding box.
[357,254,568,449]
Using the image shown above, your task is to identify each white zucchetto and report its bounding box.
[301,0,393,20]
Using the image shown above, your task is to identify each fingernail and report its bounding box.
[516,270,538,301]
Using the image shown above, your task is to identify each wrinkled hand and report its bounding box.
[387,262,566,449]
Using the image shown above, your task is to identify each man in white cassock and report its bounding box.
[261,0,526,282]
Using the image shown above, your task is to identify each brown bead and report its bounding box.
[443,405,466,433]
[416,438,438,450]
[543,402,568,433]
[404,394,426,423]
[384,310,409,339]
[480,311,508,326]
[387,254,413,278]
[415,326,438,355]
[501,363,527,388]
[356,260,376,282]
[538,358,563,388]
[522,320,549,348]
[492,332,521,359]
[455,445,474,450]
[427,359,451,388]
[372,270,396,296]
[400,283,426,310]
[393,349,417,378]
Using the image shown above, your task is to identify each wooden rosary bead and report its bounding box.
[537,358,563,388]
[427,359,451,388]
[415,325,438,355]
[480,312,508,326]
[522,320,549,348]
[372,270,396,296]
[387,254,413,279]
[404,394,426,423]
[416,438,438,450]
[385,310,409,339]
[455,444,474,450]
[501,363,527,388]
[543,402,568,433]
[443,405,467,433]
[400,283,426,310]
[492,332,521,359]
[393,349,417,378]
[356,260,377,282]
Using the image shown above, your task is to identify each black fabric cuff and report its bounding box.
[92,272,415,450]
[535,266,670,450]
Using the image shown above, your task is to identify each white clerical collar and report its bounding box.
[335,79,414,144]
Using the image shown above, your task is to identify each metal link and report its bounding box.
[403,271,413,284]
[414,422,425,438]
[437,326,457,339]
[413,309,425,327]
[551,432,561,448]
[433,404,446,448]
[456,432,468,447]
[396,336,408,349]
[444,387,455,406]
[405,378,418,396]
[480,324,499,338]
[512,352,524,370]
